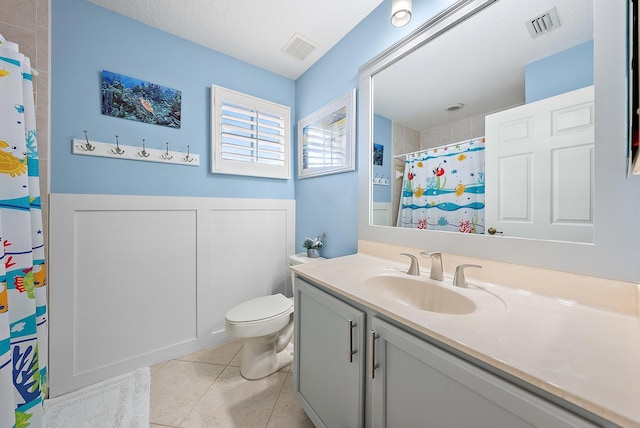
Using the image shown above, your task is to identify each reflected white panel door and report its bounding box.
[485,86,594,243]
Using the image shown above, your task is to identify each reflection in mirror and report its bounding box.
[371,0,594,243]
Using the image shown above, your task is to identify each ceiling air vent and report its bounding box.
[282,33,317,60]
[526,7,561,38]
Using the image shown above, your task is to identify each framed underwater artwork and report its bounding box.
[101,70,182,129]
[297,89,356,178]
[373,143,384,166]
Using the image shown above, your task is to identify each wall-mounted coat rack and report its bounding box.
[372,175,390,186]
[72,132,199,166]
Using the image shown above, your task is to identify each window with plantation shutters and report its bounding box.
[302,123,348,169]
[211,85,290,179]
[297,89,355,179]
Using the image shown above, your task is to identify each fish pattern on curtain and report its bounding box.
[398,138,485,234]
[0,36,48,428]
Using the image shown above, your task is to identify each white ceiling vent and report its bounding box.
[282,33,317,60]
[526,7,561,38]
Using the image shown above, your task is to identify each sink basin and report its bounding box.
[364,275,476,315]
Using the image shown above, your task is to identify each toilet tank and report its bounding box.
[288,253,325,296]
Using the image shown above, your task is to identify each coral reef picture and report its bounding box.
[373,143,384,165]
[101,70,181,128]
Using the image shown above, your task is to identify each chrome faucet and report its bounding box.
[420,251,443,281]
[400,253,420,276]
[453,264,482,288]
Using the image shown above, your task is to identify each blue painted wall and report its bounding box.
[294,0,457,257]
[51,0,295,199]
[525,40,594,103]
[373,114,392,203]
[51,0,462,257]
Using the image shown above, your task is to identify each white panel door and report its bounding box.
[485,86,594,242]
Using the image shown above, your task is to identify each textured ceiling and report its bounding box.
[87,0,384,80]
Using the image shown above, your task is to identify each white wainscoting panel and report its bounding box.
[49,194,295,396]
[208,209,291,335]
[372,202,393,226]
[74,209,197,375]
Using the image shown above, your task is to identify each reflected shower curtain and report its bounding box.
[397,138,485,233]
[0,36,48,428]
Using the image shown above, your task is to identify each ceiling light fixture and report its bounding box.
[391,0,412,27]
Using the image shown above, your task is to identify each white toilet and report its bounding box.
[224,253,324,380]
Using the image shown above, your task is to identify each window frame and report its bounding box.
[211,85,291,179]
[297,89,356,179]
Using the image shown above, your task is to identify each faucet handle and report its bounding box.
[453,264,482,288]
[420,251,444,281]
[400,253,420,276]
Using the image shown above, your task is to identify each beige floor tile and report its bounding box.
[279,361,293,373]
[150,360,225,426]
[229,345,243,366]
[178,339,243,365]
[150,360,168,375]
[179,365,286,428]
[267,372,314,428]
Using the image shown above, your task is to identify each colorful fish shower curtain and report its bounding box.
[0,36,48,428]
[397,138,486,233]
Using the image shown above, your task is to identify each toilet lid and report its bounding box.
[225,293,293,324]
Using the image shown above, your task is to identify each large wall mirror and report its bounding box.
[372,0,594,242]
[358,0,640,282]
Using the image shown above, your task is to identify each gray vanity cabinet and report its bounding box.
[294,278,366,428]
[370,317,596,428]
[295,277,599,428]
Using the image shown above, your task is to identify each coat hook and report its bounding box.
[111,135,125,155]
[183,145,194,163]
[161,142,173,160]
[138,138,150,158]
[81,130,95,151]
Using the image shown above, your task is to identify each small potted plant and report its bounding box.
[303,232,325,258]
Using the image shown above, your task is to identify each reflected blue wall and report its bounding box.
[525,40,594,103]
[373,114,392,203]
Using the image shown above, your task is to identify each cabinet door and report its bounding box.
[370,317,596,428]
[294,279,365,428]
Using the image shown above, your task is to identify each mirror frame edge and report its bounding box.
[358,0,640,282]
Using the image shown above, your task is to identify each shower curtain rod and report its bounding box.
[393,136,484,159]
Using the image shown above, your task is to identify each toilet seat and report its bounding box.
[226,293,293,324]
[225,294,293,338]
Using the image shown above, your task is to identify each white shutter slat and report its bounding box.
[221,114,285,134]
[213,85,290,178]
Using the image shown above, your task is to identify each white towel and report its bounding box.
[43,367,150,428]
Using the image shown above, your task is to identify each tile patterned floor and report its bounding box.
[149,340,314,427]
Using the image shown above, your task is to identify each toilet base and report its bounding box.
[239,336,294,380]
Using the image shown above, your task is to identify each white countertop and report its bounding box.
[291,252,640,427]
